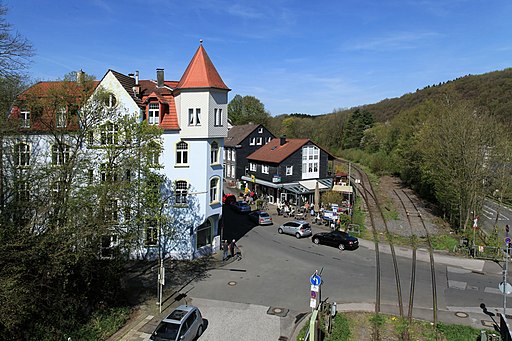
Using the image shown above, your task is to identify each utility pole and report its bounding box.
[348,162,352,220]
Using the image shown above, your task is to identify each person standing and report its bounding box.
[229,239,237,258]
[222,240,229,261]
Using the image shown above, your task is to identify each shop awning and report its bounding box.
[298,179,331,191]
[332,184,353,193]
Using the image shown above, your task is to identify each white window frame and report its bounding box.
[17,181,30,202]
[258,127,263,133]
[100,122,118,145]
[148,102,159,125]
[256,137,263,145]
[175,180,188,205]
[56,108,66,128]
[302,145,320,179]
[15,143,30,167]
[214,108,223,126]
[209,177,220,203]
[176,141,189,166]
[52,144,70,166]
[262,165,269,174]
[250,163,257,172]
[210,141,219,164]
[20,110,30,128]
[148,142,160,166]
[249,137,256,146]
[188,108,201,126]
[286,165,293,175]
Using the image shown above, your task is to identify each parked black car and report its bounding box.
[311,230,359,250]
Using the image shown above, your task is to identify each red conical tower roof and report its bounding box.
[176,43,230,90]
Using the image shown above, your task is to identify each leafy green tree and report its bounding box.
[416,101,495,230]
[228,94,271,125]
[342,109,374,149]
[0,77,165,339]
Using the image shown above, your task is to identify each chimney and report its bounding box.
[132,71,140,96]
[76,69,84,83]
[156,68,164,87]
[280,135,286,146]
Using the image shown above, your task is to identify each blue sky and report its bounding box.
[6,0,512,116]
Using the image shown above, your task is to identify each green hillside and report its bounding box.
[267,68,512,231]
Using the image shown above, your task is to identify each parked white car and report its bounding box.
[277,220,312,239]
[149,305,204,341]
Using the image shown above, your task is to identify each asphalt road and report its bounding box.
[178,205,512,340]
[480,198,512,238]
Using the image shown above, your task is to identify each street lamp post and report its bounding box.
[157,195,172,313]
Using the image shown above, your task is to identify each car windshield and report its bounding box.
[152,321,180,340]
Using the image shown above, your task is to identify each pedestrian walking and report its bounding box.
[222,240,229,261]
[229,239,237,258]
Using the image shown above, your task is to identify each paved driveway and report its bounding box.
[190,297,282,341]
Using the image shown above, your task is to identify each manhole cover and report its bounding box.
[228,281,237,286]
[455,312,469,318]
[267,306,289,317]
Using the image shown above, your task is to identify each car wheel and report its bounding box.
[196,324,204,338]
[338,243,345,251]
[313,238,320,244]
[278,228,283,234]
[295,233,301,239]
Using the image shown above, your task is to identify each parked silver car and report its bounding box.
[277,220,312,239]
[149,305,204,341]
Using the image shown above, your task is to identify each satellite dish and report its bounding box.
[499,281,512,295]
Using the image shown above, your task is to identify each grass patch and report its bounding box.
[297,312,490,341]
[436,322,483,341]
[66,306,132,341]
[429,233,460,251]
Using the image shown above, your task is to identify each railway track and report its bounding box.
[395,189,438,328]
[337,159,438,339]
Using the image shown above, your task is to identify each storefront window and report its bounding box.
[197,219,212,248]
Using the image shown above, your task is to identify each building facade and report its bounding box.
[224,123,275,189]
[6,43,229,260]
[244,137,334,207]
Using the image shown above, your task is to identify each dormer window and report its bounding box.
[148,103,159,125]
[188,108,201,126]
[20,110,30,128]
[56,108,67,128]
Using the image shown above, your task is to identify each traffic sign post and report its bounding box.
[309,271,321,310]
